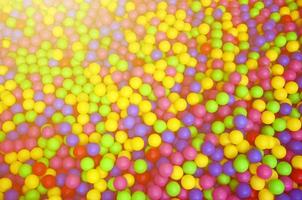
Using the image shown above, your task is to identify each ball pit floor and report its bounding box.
[0,0,302,199]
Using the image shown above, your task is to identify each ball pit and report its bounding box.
[0,0,302,199]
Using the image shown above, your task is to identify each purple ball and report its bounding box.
[234,115,248,129]
[277,131,291,144]
[247,148,262,163]
[211,148,224,161]
[236,183,251,198]
[127,105,138,116]
[223,161,235,176]
[189,189,203,200]
[174,139,187,151]
[201,141,215,156]
[177,127,191,139]
[102,191,115,200]
[182,113,195,126]
[59,122,71,134]
[162,131,175,143]
[276,194,291,200]
[123,116,135,129]
[289,189,302,200]
[76,183,89,195]
[208,162,222,177]
[280,103,292,115]
[4,189,19,200]
[86,143,100,156]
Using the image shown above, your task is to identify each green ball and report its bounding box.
[101,134,114,148]
[191,1,202,12]
[19,164,32,177]
[110,143,122,155]
[275,35,287,47]
[262,155,277,168]
[116,60,128,71]
[139,84,152,96]
[100,157,114,172]
[268,179,285,195]
[233,155,249,173]
[218,174,231,185]
[81,157,94,171]
[117,191,131,200]
[276,161,292,176]
[154,120,167,133]
[166,181,181,197]
[25,190,40,200]
[211,121,225,134]
[235,85,249,98]
[224,116,234,129]
[250,86,263,98]
[211,69,224,81]
[132,191,146,200]
[134,159,147,174]
[206,100,218,113]
[216,92,229,105]
[183,161,197,175]
[266,101,280,113]
[272,118,286,132]
[47,138,61,151]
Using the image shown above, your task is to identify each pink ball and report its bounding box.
[159,163,173,177]
[213,186,229,200]
[116,156,130,170]
[199,174,215,189]
[159,143,172,156]
[65,174,80,189]
[148,185,162,200]
[257,164,272,179]
[170,152,184,165]
[113,176,127,191]
[183,146,197,160]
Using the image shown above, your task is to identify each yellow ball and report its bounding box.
[258,189,274,200]
[255,135,268,150]
[181,175,195,190]
[25,174,39,189]
[252,99,266,112]
[250,175,265,190]
[271,76,285,89]
[87,189,101,200]
[237,140,250,153]
[143,112,157,126]
[261,111,275,124]
[167,118,181,132]
[229,130,244,145]
[131,137,144,151]
[124,173,134,187]
[115,131,128,144]
[159,40,171,52]
[0,178,12,192]
[286,41,300,52]
[195,154,209,168]
[171,166,183,180]
[17,149,30,162]
[271,64,284,75]
[272,145,286,159]
[274,88,287,101]
[139,100,152,113]
[285,81,298,94]
[31,147,43,160]
[287,118,301,131]
[94,83,106,97]
[219,133,231,146]
[77,102,90,114]
[224,144,238,159]
[266,49,278,61]
[94,179,107,192]
[187,93,201,105]
[292,155,302,169]
[105,119,118,132]
[202,77,213,90]
[148,134,161,147]
[174,98,187,111]
[86,169,100,184]
[199,23,210,35]
[2,121,15,133]
[129,77,142,89]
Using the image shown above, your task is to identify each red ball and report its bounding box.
[73,145,86,158]
[200,43,211,54]
[41,175,56,188]
[146,148,160,162]
[62,185,76,198]
[291,169,302,184]
[135,172,150,185]
[33,162,47,176]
